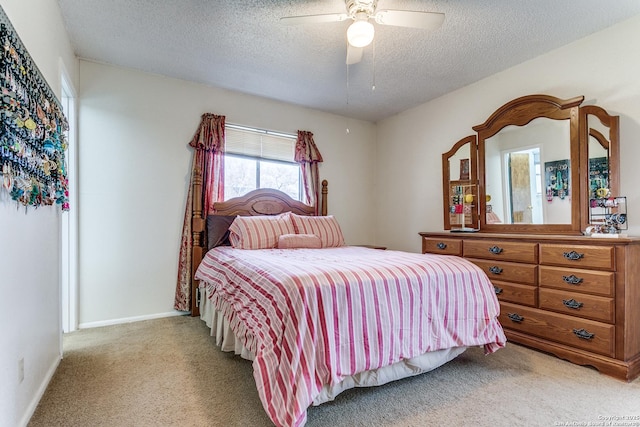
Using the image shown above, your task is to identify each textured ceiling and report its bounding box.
[57,0,640,122]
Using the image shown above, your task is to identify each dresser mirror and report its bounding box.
[442,94,619,234]
[580,105,620,231]
[441,135,478,230]
[483,118,572,226]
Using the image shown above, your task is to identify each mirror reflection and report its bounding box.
[587,123,610,199]
[446,141,476,230]
[484,118,571,225]
[448,142,470,181]
[442,134,479,231]
[586,117,611,226]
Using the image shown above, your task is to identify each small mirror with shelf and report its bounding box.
[442,135,478,230]
[580,105,620,232]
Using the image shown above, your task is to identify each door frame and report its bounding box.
[60,63,78,334]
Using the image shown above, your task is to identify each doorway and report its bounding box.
[503,147,543,224]
[60,69,78,333]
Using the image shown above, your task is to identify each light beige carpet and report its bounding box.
[28,316,640,427]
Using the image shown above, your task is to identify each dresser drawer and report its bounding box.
[422,237,462,256]
[493,280,537,306]
[539,244,614,270]
[539,288,615,323]
[539,266,614,297]
[467,259,537,285]
[499,302,615,357]
[463,240,538,263]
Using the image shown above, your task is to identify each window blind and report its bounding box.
[225,125,296,162]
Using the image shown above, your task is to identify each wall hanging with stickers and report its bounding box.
[0,6,69,210]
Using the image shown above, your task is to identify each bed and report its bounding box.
[190,178,506,427]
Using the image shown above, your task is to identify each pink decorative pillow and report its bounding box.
[290,214,345,248]
[228,213,296,249]
[277,234,322,249]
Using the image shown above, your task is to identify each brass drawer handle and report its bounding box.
[489,246,503,254]
[436,242,447,250]
[573,328,595,340]
[494,286,503,295]
[562,275,583,285]
[562,298,584,309]
[563,251,584,261]
[488,266,503,275]
[508,313,524,323]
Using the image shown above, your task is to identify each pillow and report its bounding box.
[290,214,345,248]
[206,215,236,250]
[228,213,296,250]
[277,233,322,249]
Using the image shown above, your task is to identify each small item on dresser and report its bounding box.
[449,228,479,232]
[588,196,627,236]
[596,187,610,198]
[589,232,627,238]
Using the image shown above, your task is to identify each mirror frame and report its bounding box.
[472,94,586,233]
[442,94,621,235]
[474,94,584,233]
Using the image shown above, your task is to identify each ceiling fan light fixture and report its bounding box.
[347,19,374,47]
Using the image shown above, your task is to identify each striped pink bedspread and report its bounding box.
[195,246,506,427]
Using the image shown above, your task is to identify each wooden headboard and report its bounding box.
[190,169,328,315]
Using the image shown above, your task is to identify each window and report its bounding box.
[224,124,301,200]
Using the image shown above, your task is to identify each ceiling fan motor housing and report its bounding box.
[346,0,378,19]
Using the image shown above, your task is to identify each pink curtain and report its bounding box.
[294,131,324,214]
[174,114,225,312]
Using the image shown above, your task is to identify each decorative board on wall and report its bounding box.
[0,5,69,210]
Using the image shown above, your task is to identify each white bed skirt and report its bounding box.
[199,285,467,405]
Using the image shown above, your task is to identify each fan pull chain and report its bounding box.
[346,59,350,134]
[372,38,376,91]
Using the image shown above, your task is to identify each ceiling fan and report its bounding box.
[280,0,445,64]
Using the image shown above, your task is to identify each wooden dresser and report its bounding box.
[420,232,640,381]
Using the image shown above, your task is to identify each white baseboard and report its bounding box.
[78,310,187,329]
[19,354,61,427]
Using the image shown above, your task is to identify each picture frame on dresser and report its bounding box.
[459,158,470,180]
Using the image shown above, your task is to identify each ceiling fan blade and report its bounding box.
[280,13,349,25]
[374,10,445,30]
[346,44,363,65]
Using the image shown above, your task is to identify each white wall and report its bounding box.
[376,14,640,252]
[77,60,377,326]
[0,0,78,426]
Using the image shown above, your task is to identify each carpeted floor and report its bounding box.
[28,316,640,427]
